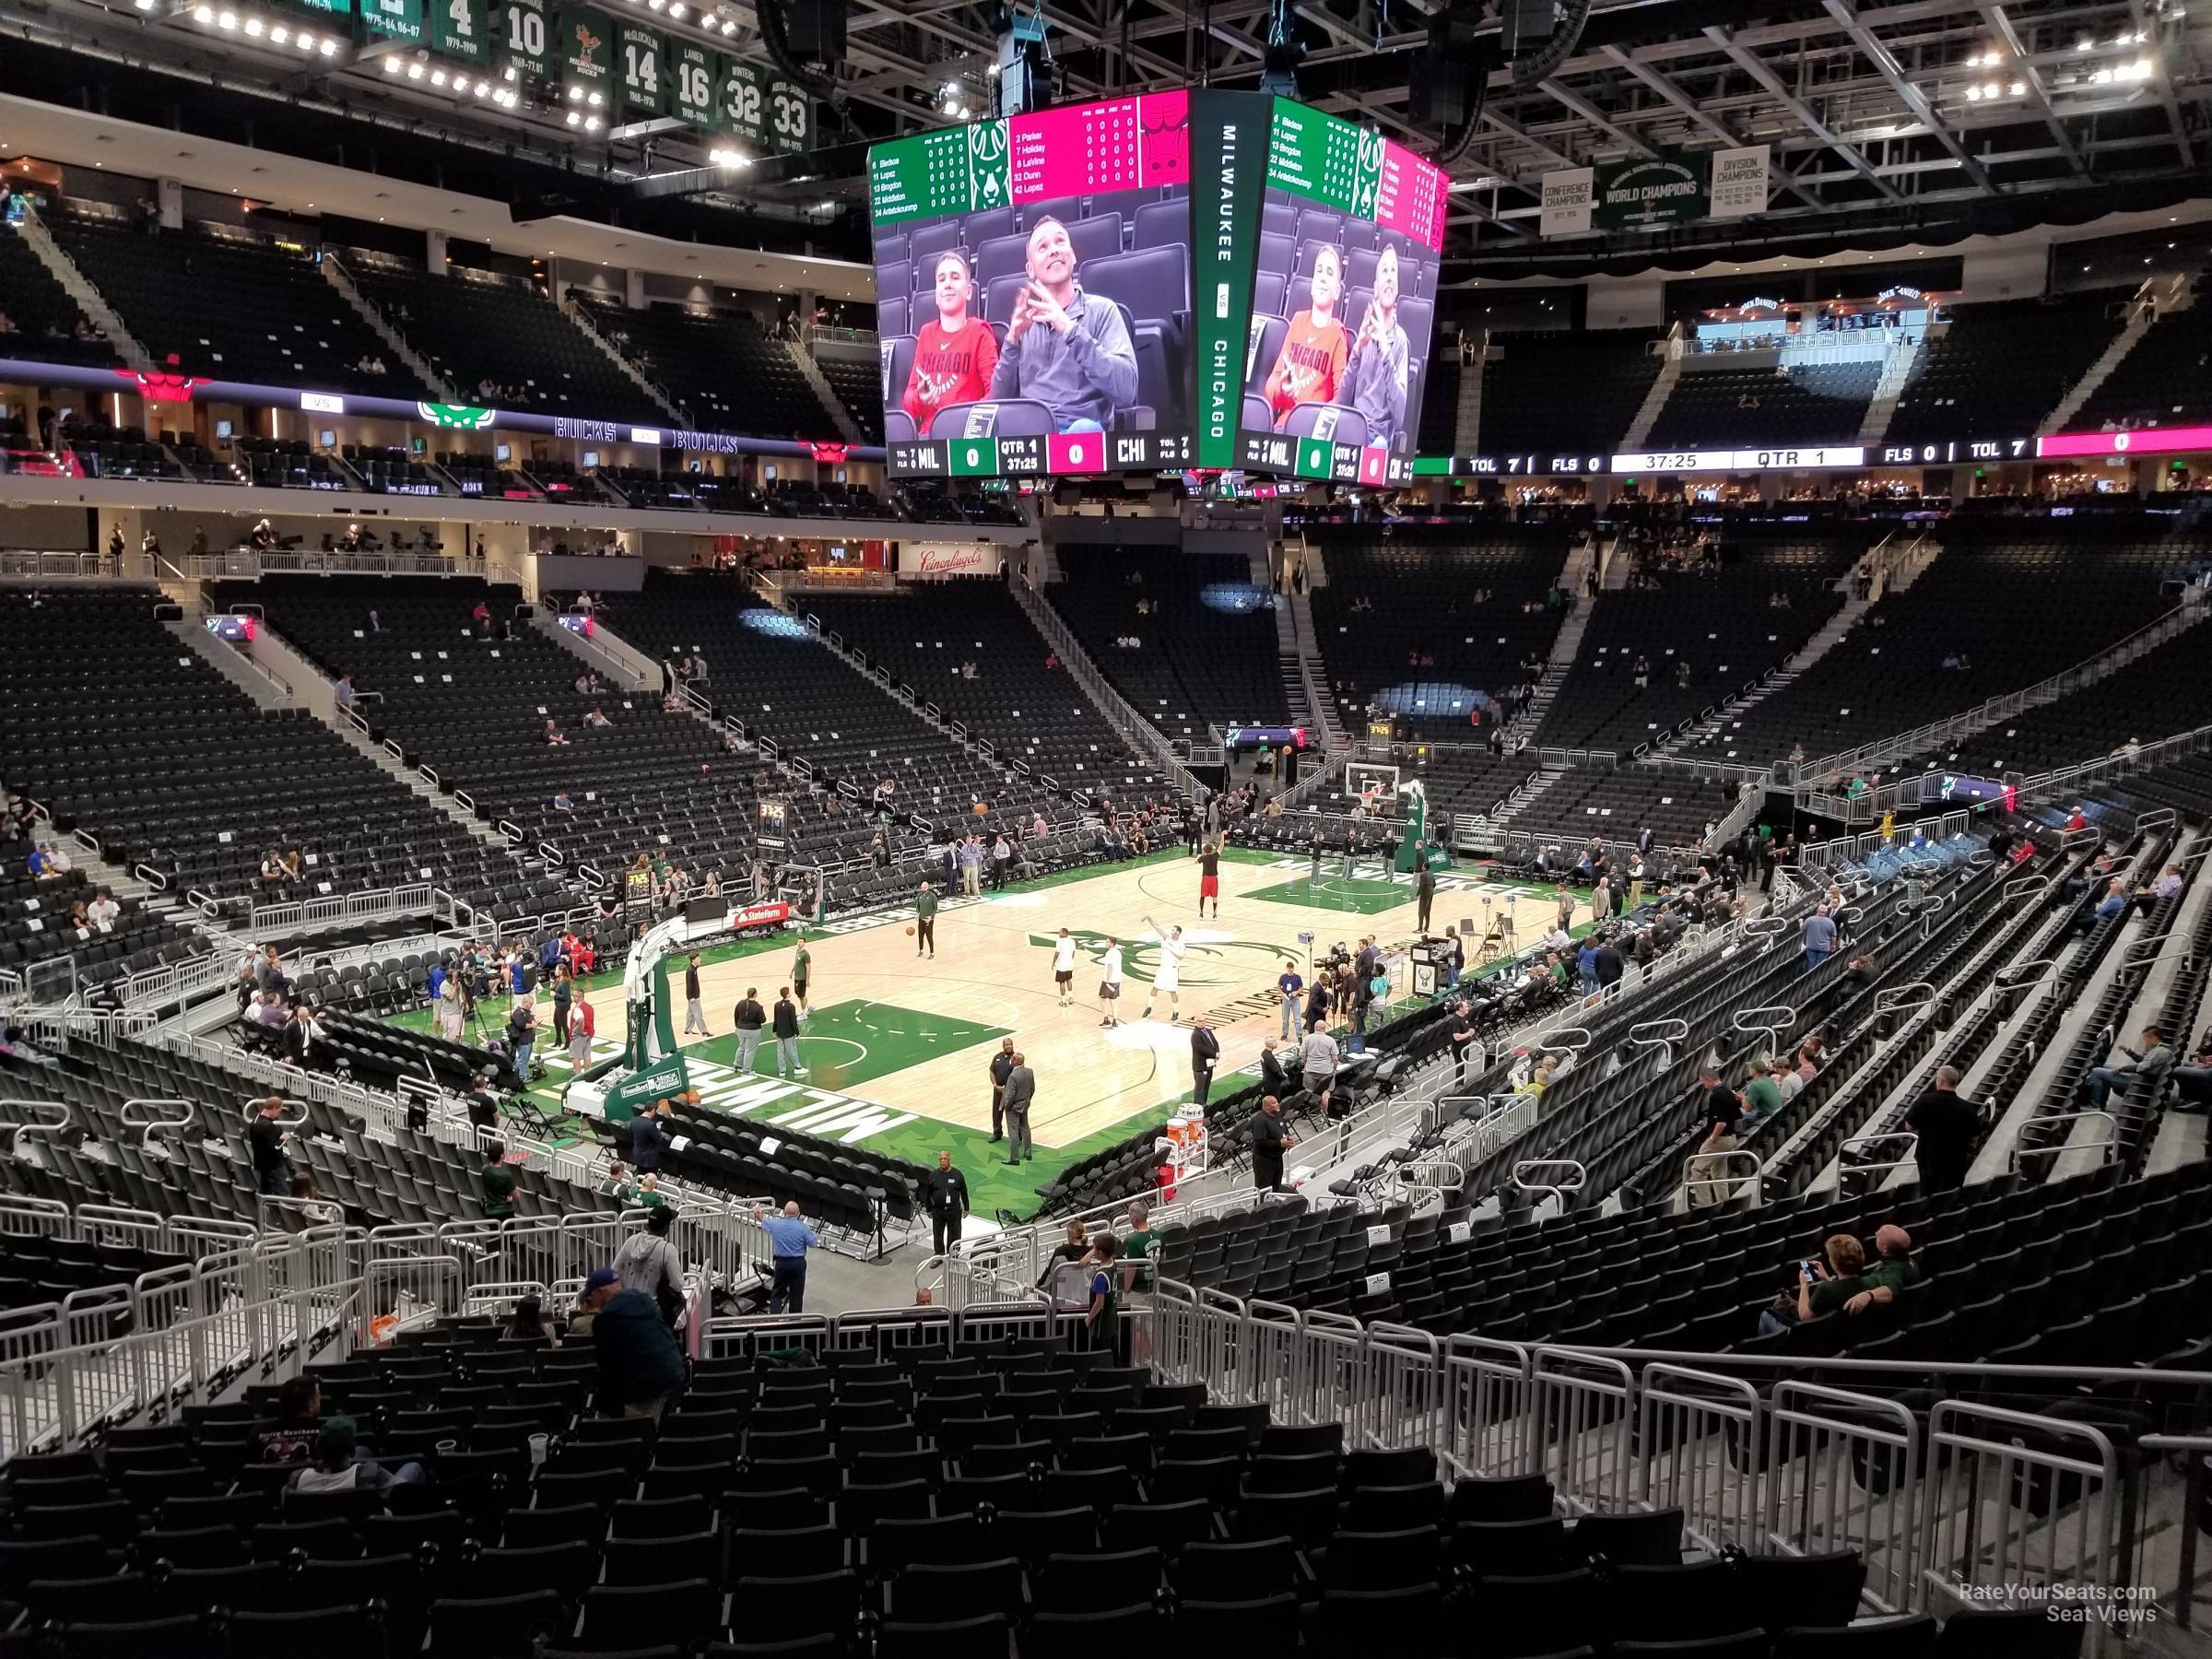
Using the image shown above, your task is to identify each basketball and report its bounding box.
[972,802,988,818]
[906,925,915,935]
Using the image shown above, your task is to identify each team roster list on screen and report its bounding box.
[1234,98,1446,487]
[869,91,1196,479]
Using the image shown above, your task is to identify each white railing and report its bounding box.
[247,879,453,937]
[0,550,122,581]
[1140,1287,2192,1652]
[1802,717,2212,834]
[114,949,237,1013]
[182,549,469,581]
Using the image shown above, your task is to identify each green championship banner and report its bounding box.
[1540,145,1767,237]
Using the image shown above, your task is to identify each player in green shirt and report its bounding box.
[792,937,812,1018]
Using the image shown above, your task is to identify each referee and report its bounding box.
[753,1201,819,1313]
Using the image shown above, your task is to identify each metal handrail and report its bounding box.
[2008,1109,2119,1173]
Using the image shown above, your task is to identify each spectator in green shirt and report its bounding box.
[1841,1224,1924,1312]
[1759,1232,1865,1336]
[481,1143,519,1220]
[1119,1201,1154,1294]
[1740,1058,1786,1128]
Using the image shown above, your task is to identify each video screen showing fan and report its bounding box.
[1232,98,1448,488]
[869,91,1196,479]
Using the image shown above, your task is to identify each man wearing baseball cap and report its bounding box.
[581,1265,684,1420]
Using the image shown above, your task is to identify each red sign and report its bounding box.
[807,442,852,464]
[728,900,792,930]
[1357,445,1389,488]
[115,369,201,403]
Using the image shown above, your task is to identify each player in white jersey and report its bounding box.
[1139,915,1187,1023]
[1051,928,1078,1006]
[1097,936,1124,1028]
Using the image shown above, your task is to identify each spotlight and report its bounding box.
[567,109,582,124]
[1964,83,1983,99]
[318,35,335,52]
[217,10,236,27]
[569,84,584,100]
[293,29,312,48]
[474,79,490,96]
[2009,79,2026,94]
[587,90,603,105]
[430,68,448,85]
[269,22,287,39]
[407,60,426,77]
[669,4,686,16]
[243,17,263,34]
[584,114,602,131]
[384,53,402,71]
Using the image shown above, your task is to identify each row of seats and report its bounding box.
[45,206,424,399]
[0,589,527,914]
[1048,547,1292,735]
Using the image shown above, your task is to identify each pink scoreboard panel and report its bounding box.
[1006,92,1191,201]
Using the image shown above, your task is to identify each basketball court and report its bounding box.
[388,844,1581,1217]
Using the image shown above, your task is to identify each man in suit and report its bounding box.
[629,1100,675,1173]
[1259,1037,1295,1097]
[1636,825,1656,857]
[1190,1021,1220,1105]
[988,1038,1016,1143]
[279,1003,314,1068]
[1000,1053,1036,1164]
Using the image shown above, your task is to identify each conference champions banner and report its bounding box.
[1192,89,1270,472]
[1539,145,1767,236]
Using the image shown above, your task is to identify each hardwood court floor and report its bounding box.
[396,846,1577,1217]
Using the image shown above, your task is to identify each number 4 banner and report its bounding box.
[431,0,487,63]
